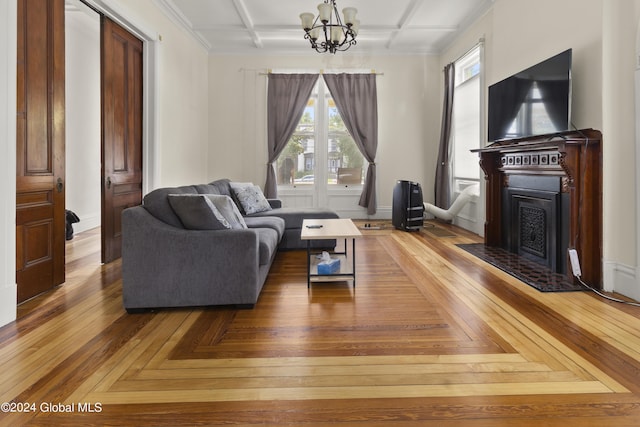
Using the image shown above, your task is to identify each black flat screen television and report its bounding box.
[487,48,572,143]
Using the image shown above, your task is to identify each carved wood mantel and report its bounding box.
[473,129,602,288]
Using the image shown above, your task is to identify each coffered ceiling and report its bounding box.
[156,0,494,55]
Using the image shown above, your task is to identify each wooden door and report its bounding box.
[16,0,66,303]
[101,17,143,263]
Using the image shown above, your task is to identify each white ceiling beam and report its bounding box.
[231,0,263,49]
[386,0,422,49]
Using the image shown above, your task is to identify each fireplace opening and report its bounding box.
[510,190,559,271]
[502,175,569,275]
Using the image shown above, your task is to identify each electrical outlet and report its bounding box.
[568,249,582,278]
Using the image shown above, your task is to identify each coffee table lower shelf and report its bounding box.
[301,218,361,289]
[307,244,356,288]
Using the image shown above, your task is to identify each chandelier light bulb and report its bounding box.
[351,19,360,35]
[342,7,357,26]
[300,13,315,31]
[331,26,343,44]
[310,27,321,41]
[317,3,333,23]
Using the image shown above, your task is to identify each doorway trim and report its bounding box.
[634,17,640,300]
[0,0,18,326]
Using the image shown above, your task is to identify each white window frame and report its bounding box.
[450,43,484,234]
[274,70,367,217]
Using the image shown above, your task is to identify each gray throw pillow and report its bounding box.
[203,194,248,229]
[230,183,272,215]
[168,194,231,230]
[227,181,252,215]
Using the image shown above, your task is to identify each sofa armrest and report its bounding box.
[122,206,261,309]
[268,199,282,209]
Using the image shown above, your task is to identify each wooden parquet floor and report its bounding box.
[2,223,640,425]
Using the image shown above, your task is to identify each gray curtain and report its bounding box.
[265,73,319,198]
[323,73,378,215]
[434,63,455,209]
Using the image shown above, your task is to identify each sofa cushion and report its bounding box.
[194,183,222,195]
[208,179,234,198]
[209,179,247,213]
[244,216,285,240]
[203,194,247,230]
[268,199,282,209]
[168,194,231,230]
[255,228,279,266]
[144,186,198,227]
[247,207,339,230]
[230,182,272,215]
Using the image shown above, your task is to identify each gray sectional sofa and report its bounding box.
[121,179,338,312]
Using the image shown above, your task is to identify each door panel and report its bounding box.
[16,0,66,303]
[101,17,143,263]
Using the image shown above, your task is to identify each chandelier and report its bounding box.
[299,1,359,54]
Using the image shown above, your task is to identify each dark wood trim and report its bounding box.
[474,129,603,288]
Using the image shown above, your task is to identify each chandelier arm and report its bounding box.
[331,2,343,28]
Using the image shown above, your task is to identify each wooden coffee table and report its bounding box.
[300,218,362,288]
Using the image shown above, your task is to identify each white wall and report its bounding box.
[440,0,604,130]
[207,54,441,216]
[490,0,603,130]
[603,0,640,299]
[66,6,101,233]
[153,25,210,187]
[87,0,211,189]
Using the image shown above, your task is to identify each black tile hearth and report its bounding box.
[457,243,584,292]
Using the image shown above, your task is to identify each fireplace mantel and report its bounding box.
[473,129,602,288]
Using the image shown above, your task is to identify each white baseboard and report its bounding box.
[0,281,17,327]
[336,206,392,220]
[73,213,100,234]
[603,260,640,301]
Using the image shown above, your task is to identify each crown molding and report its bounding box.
[153,0,212,51]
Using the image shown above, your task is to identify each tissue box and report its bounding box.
[318,258,341,274]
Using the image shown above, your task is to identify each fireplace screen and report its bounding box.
[519,205,547,259]
[507,189,560,272]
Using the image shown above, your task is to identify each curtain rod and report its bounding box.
[259,69,384,76]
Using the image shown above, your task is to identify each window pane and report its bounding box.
[275,82,364,187]
[277,100,315,185]
[327,99,364,185]
[452,75,480,180]
[456,47,481,85]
